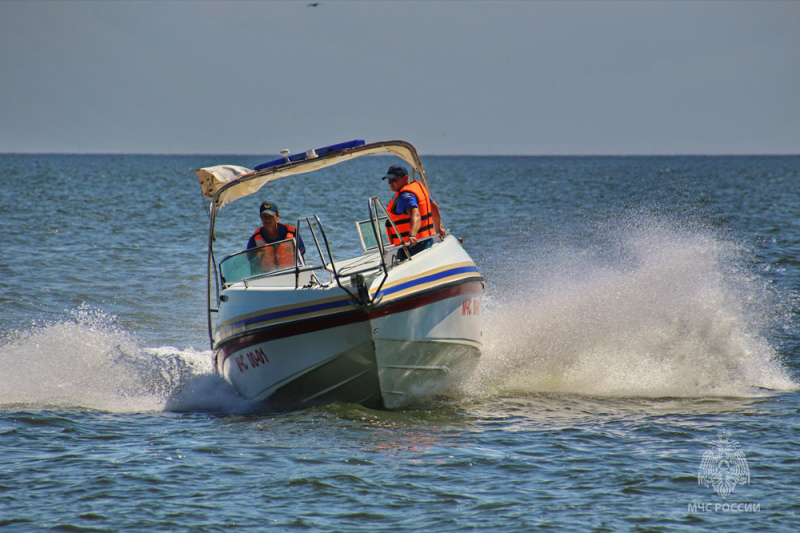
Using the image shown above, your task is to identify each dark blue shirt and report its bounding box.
[393,191,420,215]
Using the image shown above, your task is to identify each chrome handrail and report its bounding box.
[367,196,411,268]
[294,215,363,305]
[364,196,415,304]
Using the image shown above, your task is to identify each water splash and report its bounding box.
[163,370,264,414]
[468,218,797,399]
[0,305,221,412]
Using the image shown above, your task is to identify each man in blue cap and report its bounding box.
[383,165,445,257]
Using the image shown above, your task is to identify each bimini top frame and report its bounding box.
[197,140,428,210]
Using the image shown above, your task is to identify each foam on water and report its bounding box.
[0,305,251,413]
[467,218,797,399]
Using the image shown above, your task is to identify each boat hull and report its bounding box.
[214,267,483,410]
[217,319,383,409]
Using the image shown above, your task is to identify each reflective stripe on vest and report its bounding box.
[252,223,296,270]
[385,180,434,245]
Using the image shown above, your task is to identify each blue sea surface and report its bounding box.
[1,153,799,531]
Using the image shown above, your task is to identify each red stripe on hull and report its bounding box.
[368,279,483,319]
[215,278,483,370]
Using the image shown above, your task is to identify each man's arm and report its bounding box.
[430,199,446,239]
[407,207,421,245]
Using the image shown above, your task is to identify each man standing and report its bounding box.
[383,165,446,255]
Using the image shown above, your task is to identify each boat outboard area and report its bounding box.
[196,140,485,410]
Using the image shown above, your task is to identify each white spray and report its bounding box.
[466,219,796,398]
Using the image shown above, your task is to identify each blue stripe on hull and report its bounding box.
[232,298,353,331]
[376,266,480,298]
[216,265,482,343]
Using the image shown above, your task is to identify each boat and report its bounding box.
[195,140,485,410]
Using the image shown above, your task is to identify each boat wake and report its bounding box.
[466,218,798,399]
[0,305,256,414]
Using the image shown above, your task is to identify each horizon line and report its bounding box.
[1,151,798,158]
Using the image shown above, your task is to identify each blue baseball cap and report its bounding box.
[382,165,408,180]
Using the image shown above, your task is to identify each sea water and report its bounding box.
[1,154,799,531]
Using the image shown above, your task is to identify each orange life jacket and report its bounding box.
[252,223,297,271]
[385,180,435,245]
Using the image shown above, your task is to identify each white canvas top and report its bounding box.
[196,140,424,209]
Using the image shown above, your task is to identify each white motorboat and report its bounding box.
[196,140,485,409]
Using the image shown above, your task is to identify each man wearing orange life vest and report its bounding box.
[246,201,305,271]
[383,165,446,257]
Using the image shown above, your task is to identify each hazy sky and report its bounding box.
[1,0,798,155]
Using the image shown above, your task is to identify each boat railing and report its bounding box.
[366,196,411,266]
[292,200,409,307]
[294,214,372,305]
[357,196,414,302]
[352,196,443,303]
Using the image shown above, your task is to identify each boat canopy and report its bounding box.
[196,140,425,210]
